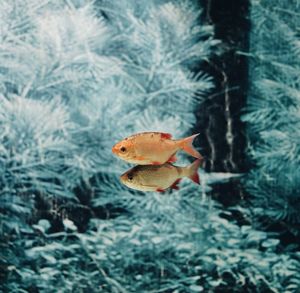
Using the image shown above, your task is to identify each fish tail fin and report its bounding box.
[187,159,202,185]
[179,133,202,159]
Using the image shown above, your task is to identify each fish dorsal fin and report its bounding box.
[161,132,172,139]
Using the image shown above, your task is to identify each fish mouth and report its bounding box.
[112,145,118,154]
[120,174,127,183]
[120,175,130,187]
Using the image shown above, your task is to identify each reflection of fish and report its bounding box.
[120,159,202,192]
[112,132,202,165]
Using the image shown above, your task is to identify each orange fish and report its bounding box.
[112,132,202,165]
[120,159,202,192]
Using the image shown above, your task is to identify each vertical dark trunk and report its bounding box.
[195,0,251,206]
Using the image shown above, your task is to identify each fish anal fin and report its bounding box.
[156,188,165,193]
[170,178,181,190]
[152,161,162,165]
[167,153,177,164]
[161,133,172,140]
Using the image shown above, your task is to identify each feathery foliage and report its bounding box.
[1,0,299,292]
[243,0,300,233]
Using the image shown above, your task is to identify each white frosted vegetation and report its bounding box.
[243,0,300,226]
[1,0,299,292]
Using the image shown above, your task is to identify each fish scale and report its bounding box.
[120,160,201,192]
[112,132,202,165]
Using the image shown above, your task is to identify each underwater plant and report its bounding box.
[243,0,300,240]
[1,0,299,292]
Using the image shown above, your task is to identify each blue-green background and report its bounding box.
[1,0,299,292]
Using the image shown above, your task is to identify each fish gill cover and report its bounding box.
[0,0,299,292]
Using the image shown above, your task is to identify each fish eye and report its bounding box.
[120,146,126,153]
[127,173,134,181]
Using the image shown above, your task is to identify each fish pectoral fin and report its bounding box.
[141,183,159,189]
[151,161,162,165]
[170,178,181,190]
[135,155,146,161]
